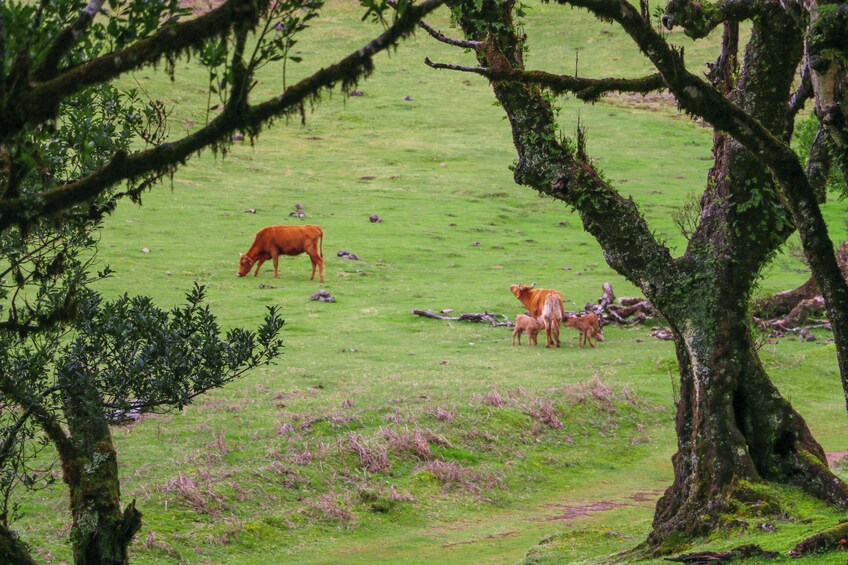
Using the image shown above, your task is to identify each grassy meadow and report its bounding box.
[16,1,848,563]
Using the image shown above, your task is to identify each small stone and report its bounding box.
[472,241,481,247]
[232,133,244,141]
[166,271,172,276]
[294,203,304,210]
[243,208,257,214]
[563,266,571,270]
[403,96,413,101]
[369,214,382,223]
[141,247,150,253]
[439,163,446,168]
[349,90,364,97]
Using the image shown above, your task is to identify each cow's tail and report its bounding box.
[318,228,324,259]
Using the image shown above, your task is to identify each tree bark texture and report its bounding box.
[443,0,848,546]
[60,368,141,565]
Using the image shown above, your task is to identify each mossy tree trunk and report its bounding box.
[60,367,141,565]
[443,0,848,547]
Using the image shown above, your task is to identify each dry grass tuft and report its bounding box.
[481,388,506,408]
[160,473,226,516]
[429,406,455,422]
[305,494,355,527]
[420,460,504,494]
[381,427,449,460]
[345,433,391,472]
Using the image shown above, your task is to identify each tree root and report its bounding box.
[789,520,848,556]
[664,544,780,563]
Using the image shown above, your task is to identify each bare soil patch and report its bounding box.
[442,530,518,548]
[541,500,630,521]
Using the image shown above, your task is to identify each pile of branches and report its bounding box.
[751,241,848,338]
[582,283,656,326]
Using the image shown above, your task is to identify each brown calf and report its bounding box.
[512,314,542,346]
[564,312,604,348]
[238,225,324,281]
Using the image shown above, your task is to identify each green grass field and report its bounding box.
[14,1,848,563]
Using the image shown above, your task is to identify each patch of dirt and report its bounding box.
[627,489,665,504]
[826,451,848,466]
[540,500,630,521]
[442,530,517,548]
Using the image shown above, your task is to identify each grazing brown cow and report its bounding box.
[564,312,604,348]
[238,225,324,281]
[510,283,564,348]
[512,313,542,346]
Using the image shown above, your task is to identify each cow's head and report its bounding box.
[509,282,535,299]
[237,254,255,277]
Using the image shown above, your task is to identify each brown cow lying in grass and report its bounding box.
[564,312,604,348]
[512,314,542,346]
[238,225,324,281]
[510,283,564,348]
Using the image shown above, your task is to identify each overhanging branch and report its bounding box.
[1,0,255,143]
[425,57,665,102]
[0,0,445,232]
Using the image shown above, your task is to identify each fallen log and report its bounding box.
[412,310,512,327]
[754,240,848,319]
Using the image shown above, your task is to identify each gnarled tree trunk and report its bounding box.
[61,368,141,565]
[441,0,848,548]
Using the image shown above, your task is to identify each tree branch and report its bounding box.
[662,0,766,39]
[788,61,813,131]
[0,377,70,461]
[32,0,107,82]
[0,0,445,232]
[425,57,665,102]
[387,0,481,48]
[419,20,481,49]
[0,0,255,143]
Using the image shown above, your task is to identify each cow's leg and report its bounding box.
[308,252,318,281]
[553,324,560,347]
[253,258,265,276]
[271,250,280,278]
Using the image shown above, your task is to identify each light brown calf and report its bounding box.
[564,312,604,348]
[512,314,542,346]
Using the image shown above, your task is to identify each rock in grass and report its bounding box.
[311,290,335,303]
